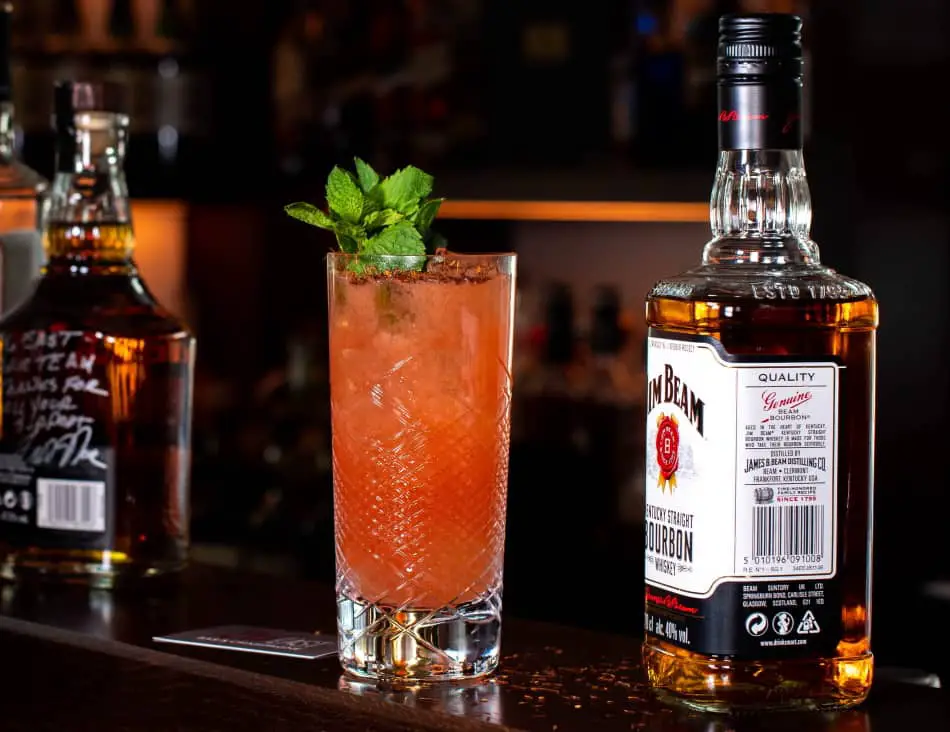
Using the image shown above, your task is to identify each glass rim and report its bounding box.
[326,251,516,260]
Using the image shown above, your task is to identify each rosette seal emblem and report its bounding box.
[655,412,680,492]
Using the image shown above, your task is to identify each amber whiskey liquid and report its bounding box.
[642,15,876,712]
[644,293,876,710]
[0,83,195,587]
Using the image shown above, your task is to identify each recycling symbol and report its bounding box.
[797,610,821,634]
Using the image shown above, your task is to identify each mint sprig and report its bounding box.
[355,158,379,192]
[284,158,444,272]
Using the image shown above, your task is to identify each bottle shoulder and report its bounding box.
[0,276,193,341]
[646,238,878,334]
[647,261,876,305]
[0,307,193,342]
[0,160,49,196]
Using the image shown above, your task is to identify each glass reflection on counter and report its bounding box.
[1,583,115,639]
[338,675,502,726]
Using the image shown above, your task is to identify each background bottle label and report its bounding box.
[643,329,842,659]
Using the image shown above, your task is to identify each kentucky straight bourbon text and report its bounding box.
[641,14,877,712]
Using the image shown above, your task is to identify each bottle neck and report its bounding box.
[707,149,815,264]
[45,111,134,272]
[0,101,15,164]
[705,75,817,266]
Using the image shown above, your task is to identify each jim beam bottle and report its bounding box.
[642,14,876,711]
[0,81,195,587]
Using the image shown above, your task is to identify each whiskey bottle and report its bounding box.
[0,4,48,316]
[0,81,195,587]
[108,0,134,40]
[642,14,876,712]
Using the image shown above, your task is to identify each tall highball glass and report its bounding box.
[328,252,516,681]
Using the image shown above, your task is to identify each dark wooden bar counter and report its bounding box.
[1,565,946,732]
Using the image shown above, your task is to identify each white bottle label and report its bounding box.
[644,330,840,657]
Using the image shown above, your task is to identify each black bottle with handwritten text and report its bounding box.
[0,82,195,587]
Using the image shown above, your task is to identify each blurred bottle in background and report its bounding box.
[586,285,645,527]
[0,4,47,316]
[540,281,580,395]
[51,0,81,48]
[108,0,135,42]
[514,281,586,455]
[589,285,629,402]
[0,81,196,585]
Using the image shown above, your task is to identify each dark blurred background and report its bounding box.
[9,0,950,677]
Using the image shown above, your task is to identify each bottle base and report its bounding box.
[1,549,186,590]
[337,590,502,682]
[642,640,873,713]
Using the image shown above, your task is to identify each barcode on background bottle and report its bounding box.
[752,505,824,558]
[36,479,106,532]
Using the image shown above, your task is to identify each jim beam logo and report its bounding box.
[648,363,706,493]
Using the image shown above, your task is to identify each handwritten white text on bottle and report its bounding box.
[2,329,110,471]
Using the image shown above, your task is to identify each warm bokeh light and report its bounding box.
[441,200,708,223]
[130,200,187,320]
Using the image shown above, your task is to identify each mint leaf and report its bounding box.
[361,192,382,217]
[379,166,433,214]
[425,229,448,255]
[354,157,380,193]
[363,209,405,229]
[335,222,365,254]
[336,220,365,241]
[326,167,363,223]
[362,221,425,271]
[284,202,335,230]
[336,232,358,254]
[413,198,443,235]
[363,221,425,257]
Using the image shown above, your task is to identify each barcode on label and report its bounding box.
[37,479,106,532]
[752,505,824,558]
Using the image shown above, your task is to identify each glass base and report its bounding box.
[337,590,502,681]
